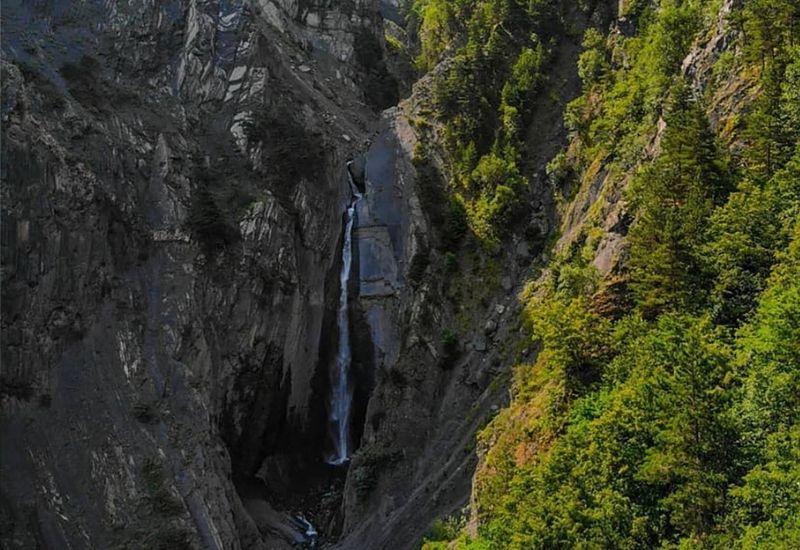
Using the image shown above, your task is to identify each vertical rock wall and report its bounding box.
[0,0,392,547]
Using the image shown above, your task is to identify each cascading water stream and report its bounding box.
[327,163,362,466]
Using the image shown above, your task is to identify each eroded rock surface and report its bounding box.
[1,1,391,547]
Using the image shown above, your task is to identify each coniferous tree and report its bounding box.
[627,85,729,317]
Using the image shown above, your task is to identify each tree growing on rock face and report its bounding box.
[576,28,610,88]
[418,0,560,245]
[740,0,799,68]
[466,153,526,246]
[422,0,800,547]
[743,43,800,181]
[626,84,730,318]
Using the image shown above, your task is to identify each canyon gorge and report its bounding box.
[2,0,798,549]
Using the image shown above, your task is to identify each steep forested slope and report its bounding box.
[409,0,800,547]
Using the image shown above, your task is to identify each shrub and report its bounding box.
[141,458,183,517]
[444,197,469,248]
[186,178,239,251]
[243,109,324,187]
[440,328,460,368]
[351,444,403,497]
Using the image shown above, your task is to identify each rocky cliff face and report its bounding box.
[332,3,616,545]
[555,0,745,286]
[1,0,391,547]
[2,0,630,548]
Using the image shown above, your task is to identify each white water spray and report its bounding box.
[327,164,362,466]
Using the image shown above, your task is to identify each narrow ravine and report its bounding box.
[327,163,363,466]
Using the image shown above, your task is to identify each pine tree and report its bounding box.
[627,85,729,317]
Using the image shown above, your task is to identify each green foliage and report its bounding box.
[445,197,469,248]
[384,31,405,55]
[414,0,465,70]
[627,84,731,317]
[500,44,547,147]
[734,223,800,445]
[416,0,559,245]
[742,43,800,180]
[422,514,467,548]
[726,223,800,547]
[728,427,800,548]
[430,0,800,548]
[469,154,521,194]
[441,328,458,348]
[351,444,403,497]
[472,314,738,549]
[738,0,800,67]
[186,169,243,251]
[566,0,705,169]
[465,154,526,245]
[525,293,613,395]
[440,328,460,368]
[705,147,800,324]
[576,28,610,87]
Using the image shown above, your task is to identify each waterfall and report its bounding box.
[327,163,362,466]
[293,515,318,547]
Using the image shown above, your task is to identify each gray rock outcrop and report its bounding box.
[1,0,391,547]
